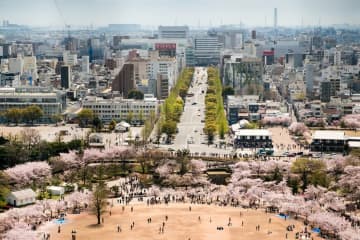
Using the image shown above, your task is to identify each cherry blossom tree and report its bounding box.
[341,114,360,129]
[3,222,38,240]
[288,122,309,136]
[64,191,92,209]
[190,159,206,174]
[5,162,51,187]
[339,228,360,240]
[338,166,360,203]
[308,212,350,233]
[56,150,80,169]
[261,116,291,126]
[305,117,326,127]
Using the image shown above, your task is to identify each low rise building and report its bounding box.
[82,94,158,123]
[6,188,36,207]
[0,87,66,123]
[310,130,347,152]
[233,129,273,149]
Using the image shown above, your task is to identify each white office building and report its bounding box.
[82,95,158,123]
[158,26,189,39]
[63,50,78,66]
[0,87,66,123]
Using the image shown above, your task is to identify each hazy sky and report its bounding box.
[0,0,359,27]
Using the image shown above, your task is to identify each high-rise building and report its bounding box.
[60,65,71,89]
[330,78,341,96]
[158,26,189,39]
[63,51,77,66]
[156,74,169,100]
[320,80,331,102]
[64,37,79,52]
[112,63,134,97]
[305,63,315,97]
[81,56,90,73]
[251,30,256,40]
[222,55,263,95]
[194,36,221,66]
[185,47,195,67]
[334,50,342,66]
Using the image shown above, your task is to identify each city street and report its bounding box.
[170,67,231,156]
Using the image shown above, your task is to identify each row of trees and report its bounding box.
[158,68,194,142]
[0,128,82,169]
[2,105,44,125]
[204,67,228,143]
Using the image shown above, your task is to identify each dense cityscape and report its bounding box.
[0,1,360,239]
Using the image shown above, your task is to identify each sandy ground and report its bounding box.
[48,203,321,240]
[0,124,143,148]
[0,124,90,142]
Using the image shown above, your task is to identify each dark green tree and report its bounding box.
[222,86,235,98]
[127,89,144,100]
[78,109,94,127]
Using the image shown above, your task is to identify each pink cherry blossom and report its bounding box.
[5,162,51,187]
[3,222,38,240]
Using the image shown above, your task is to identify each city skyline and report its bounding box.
[1,0,360,28]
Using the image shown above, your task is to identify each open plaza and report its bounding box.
[47,203,321,240]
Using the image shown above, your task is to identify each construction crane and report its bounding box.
[53,0,71,38]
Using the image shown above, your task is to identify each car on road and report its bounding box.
[192,102,197,105]
[194,130,198,133]
[282,152,289,156]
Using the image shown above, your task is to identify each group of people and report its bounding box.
[114,176,146,205]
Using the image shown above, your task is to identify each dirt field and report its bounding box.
[47,203,321,240]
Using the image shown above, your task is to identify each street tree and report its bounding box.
[108,119,117,131]
[161,120,177,143]
[51,114,63,126]
[78,109,94,127]
[22,105,43,124]
[3,108,23,125]
[92,116,103,132]
[222,86,235,98]
[204,122,217,144]
[138,110,144,124]
[127,89,144,100]
[126,110,134,124]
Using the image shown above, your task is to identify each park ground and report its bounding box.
[46,203,321,240]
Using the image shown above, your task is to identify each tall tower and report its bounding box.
[274,8,278,33]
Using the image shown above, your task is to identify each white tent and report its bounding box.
[47,186,65,196]
[239,119,249,128]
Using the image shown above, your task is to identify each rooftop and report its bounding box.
[9,188,36,200]
[234,129,271,136]
[312,131,345,140]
